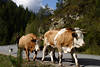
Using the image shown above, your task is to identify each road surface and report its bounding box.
[0,44,100,67]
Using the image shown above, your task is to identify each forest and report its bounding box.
[0,0,100,55]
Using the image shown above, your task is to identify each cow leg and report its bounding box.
[71,49,80,67]
[71,49,75,62]
[49,51,54,63]
[71,53,75,62]
[42,45,47,61]
[73,53,80,67]
[58,51,62,66]
[57,47,63,66]
[33,51,37,61]
[53,49,57,61]
[49,48,57,63]
[25,49,30,61]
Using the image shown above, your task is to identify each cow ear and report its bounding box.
[72,32,77,37]
[83,32,87,34]
[31,39,36,42]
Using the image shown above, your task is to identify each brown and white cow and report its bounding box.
[18,33,40,61]
[42,27,85,67]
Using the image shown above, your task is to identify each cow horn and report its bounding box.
[74,27,80,30]
[82,32,87,33]
[72,31,76,33]
[39,35,44,40]
[80,29,85,31]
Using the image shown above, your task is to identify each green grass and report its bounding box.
[0,54,54,67]
[0,54,17,67]
[83,45,100,55]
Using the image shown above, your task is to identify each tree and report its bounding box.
[0,0,32,45]
[52,0,100,54]
[56,0,64,9]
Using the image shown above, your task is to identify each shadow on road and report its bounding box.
[36,57,100,67]
[37,57,51,61]
[79,58,100,67]
[63,58,100,67]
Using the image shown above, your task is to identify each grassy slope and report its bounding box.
[0,54,54,67]
[0,54,16,67]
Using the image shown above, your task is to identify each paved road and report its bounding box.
[0,44,100,67]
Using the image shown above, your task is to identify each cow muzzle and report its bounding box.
[82,42,85,46]
[35,44,40,51]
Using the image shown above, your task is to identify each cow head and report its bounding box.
[73,27,85,48]
[31,38,40,51]
[35,40,40,51]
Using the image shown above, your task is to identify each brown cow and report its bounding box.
[42,28,85,67]
[18,33,40,61]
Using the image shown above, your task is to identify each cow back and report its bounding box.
[44,30,59,46]
[55,29,74,48]
[18,33,37,49]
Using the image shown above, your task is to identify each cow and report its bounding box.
[18,33,40,61]
[42,27,85,67]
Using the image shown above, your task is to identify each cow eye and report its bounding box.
[31,39,36,42]
[72,33,77,37]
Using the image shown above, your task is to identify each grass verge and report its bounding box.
[0,54,54,67]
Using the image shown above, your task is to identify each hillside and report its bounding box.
[40,0,100,55]
[0,0,100,55]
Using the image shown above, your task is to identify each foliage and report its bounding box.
[25,6,52,36]
[0,0,32,45]
[54,0,100,54]
[0,0,52,45]
[0,54,17,67]
[0,0,100,55]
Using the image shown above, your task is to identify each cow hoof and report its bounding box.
[51,61,55,63]
[41,58,44,62]
[59,63,62,66]
[76,64,80,67]
[33,59,35,61]
[27,60,30,62]
[42,59,44,62]
[53,60,56,63]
